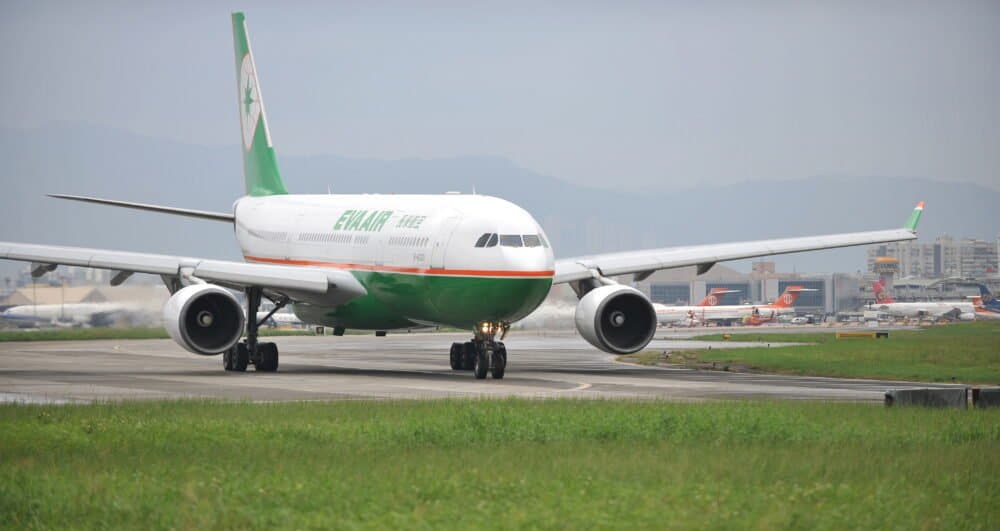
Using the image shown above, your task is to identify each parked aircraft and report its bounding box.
[871,281,975,320]
[973,285,1000,320]
[0,13,923,378]
[655,285,812,326]
[1,302,147,328]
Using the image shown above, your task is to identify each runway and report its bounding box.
[0,331,951,403]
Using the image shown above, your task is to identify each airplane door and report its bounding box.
[430,214,461,269]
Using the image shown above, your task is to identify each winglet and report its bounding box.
[903,201,924,232]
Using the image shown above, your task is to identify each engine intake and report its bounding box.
[574,285,657,354]
[163,284,245,355]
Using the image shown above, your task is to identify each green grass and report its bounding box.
[0,327,318,342]
[0,327,170,342]
[674,321,1000,384]
[1,400,997,529]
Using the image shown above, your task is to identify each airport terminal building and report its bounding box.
[635,262,861,316]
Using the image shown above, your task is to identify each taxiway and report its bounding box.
[0,330,952,403]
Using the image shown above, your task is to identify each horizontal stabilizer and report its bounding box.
[48,194,234,222]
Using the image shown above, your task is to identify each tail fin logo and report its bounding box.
[770,286,808,308]
[872,281,894,303]
[239,54,261,151]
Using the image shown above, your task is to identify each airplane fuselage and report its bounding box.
[235,194,555,330]
[873,301,975,319]
[0,302,136,326]
[654,303,791,325]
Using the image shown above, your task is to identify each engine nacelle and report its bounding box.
[162,284,245,355]
[958,312,976,321]
[574,285,657,354]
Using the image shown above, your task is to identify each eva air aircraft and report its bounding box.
[0,13,925,379]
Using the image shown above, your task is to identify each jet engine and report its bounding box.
[574,285,657,354]
[162,284,245,355]
[958,312,976,321]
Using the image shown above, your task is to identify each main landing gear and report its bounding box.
[449,321,508,380]
[224,287,286,373]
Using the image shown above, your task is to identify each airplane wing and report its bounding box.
[47,194,235,222]
[0,242,366,305]
[552,202,924,285]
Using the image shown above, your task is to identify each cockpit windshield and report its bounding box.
[475,233,547,248]
[499,235,523,247]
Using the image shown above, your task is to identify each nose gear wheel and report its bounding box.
[450,320,509,379]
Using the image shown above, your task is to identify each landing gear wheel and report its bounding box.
[256,342,279,372]
[473,346,489,379]
[461,342,477,370]
[225,342,249,372]
[491,343,506,379]
[449,343,462,370]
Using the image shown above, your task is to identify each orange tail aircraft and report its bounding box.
[696,287,739,307]
[872,281,895,303]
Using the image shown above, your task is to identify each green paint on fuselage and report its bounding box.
[298,272,552,330]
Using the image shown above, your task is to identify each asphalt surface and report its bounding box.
[0,327,956,403]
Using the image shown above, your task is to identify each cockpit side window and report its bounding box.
[499,234,523,247]
[538,234,549,248]
[522,235,542,248]
[474,233,491,248]
[486,233,498,247]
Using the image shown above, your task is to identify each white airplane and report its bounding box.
[1,302,145,327]
[653,288,738,326]
[655,285,812,327]
[870,281,975,321]
[0,12,924,379]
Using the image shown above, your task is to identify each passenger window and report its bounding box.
[499,234,523,247]
[522,235,542,248]
[474,233,491,248]
[486,233,498,247]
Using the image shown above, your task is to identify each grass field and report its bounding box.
[1,399,997,529]
[631,321,1000,384]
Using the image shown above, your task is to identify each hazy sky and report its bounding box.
[1,0,997,191]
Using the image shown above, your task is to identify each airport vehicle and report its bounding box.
[0,13,924,379]
[655,285,812,327]
[1,302,146,328]
[871,281,975,321]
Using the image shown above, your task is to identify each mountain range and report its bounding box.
[1,123,996,280]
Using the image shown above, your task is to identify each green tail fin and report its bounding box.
[904,201,925,232]
[232,12,288,197]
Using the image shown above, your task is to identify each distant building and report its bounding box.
[866,235,999,279]
[872,256,899,290]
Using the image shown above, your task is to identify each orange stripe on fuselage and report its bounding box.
[244,255,555,278]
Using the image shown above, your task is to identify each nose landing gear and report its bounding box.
[449,321,508,379]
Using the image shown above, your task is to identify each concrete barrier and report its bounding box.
[972,388,1000,409]
[885,388,968,408]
